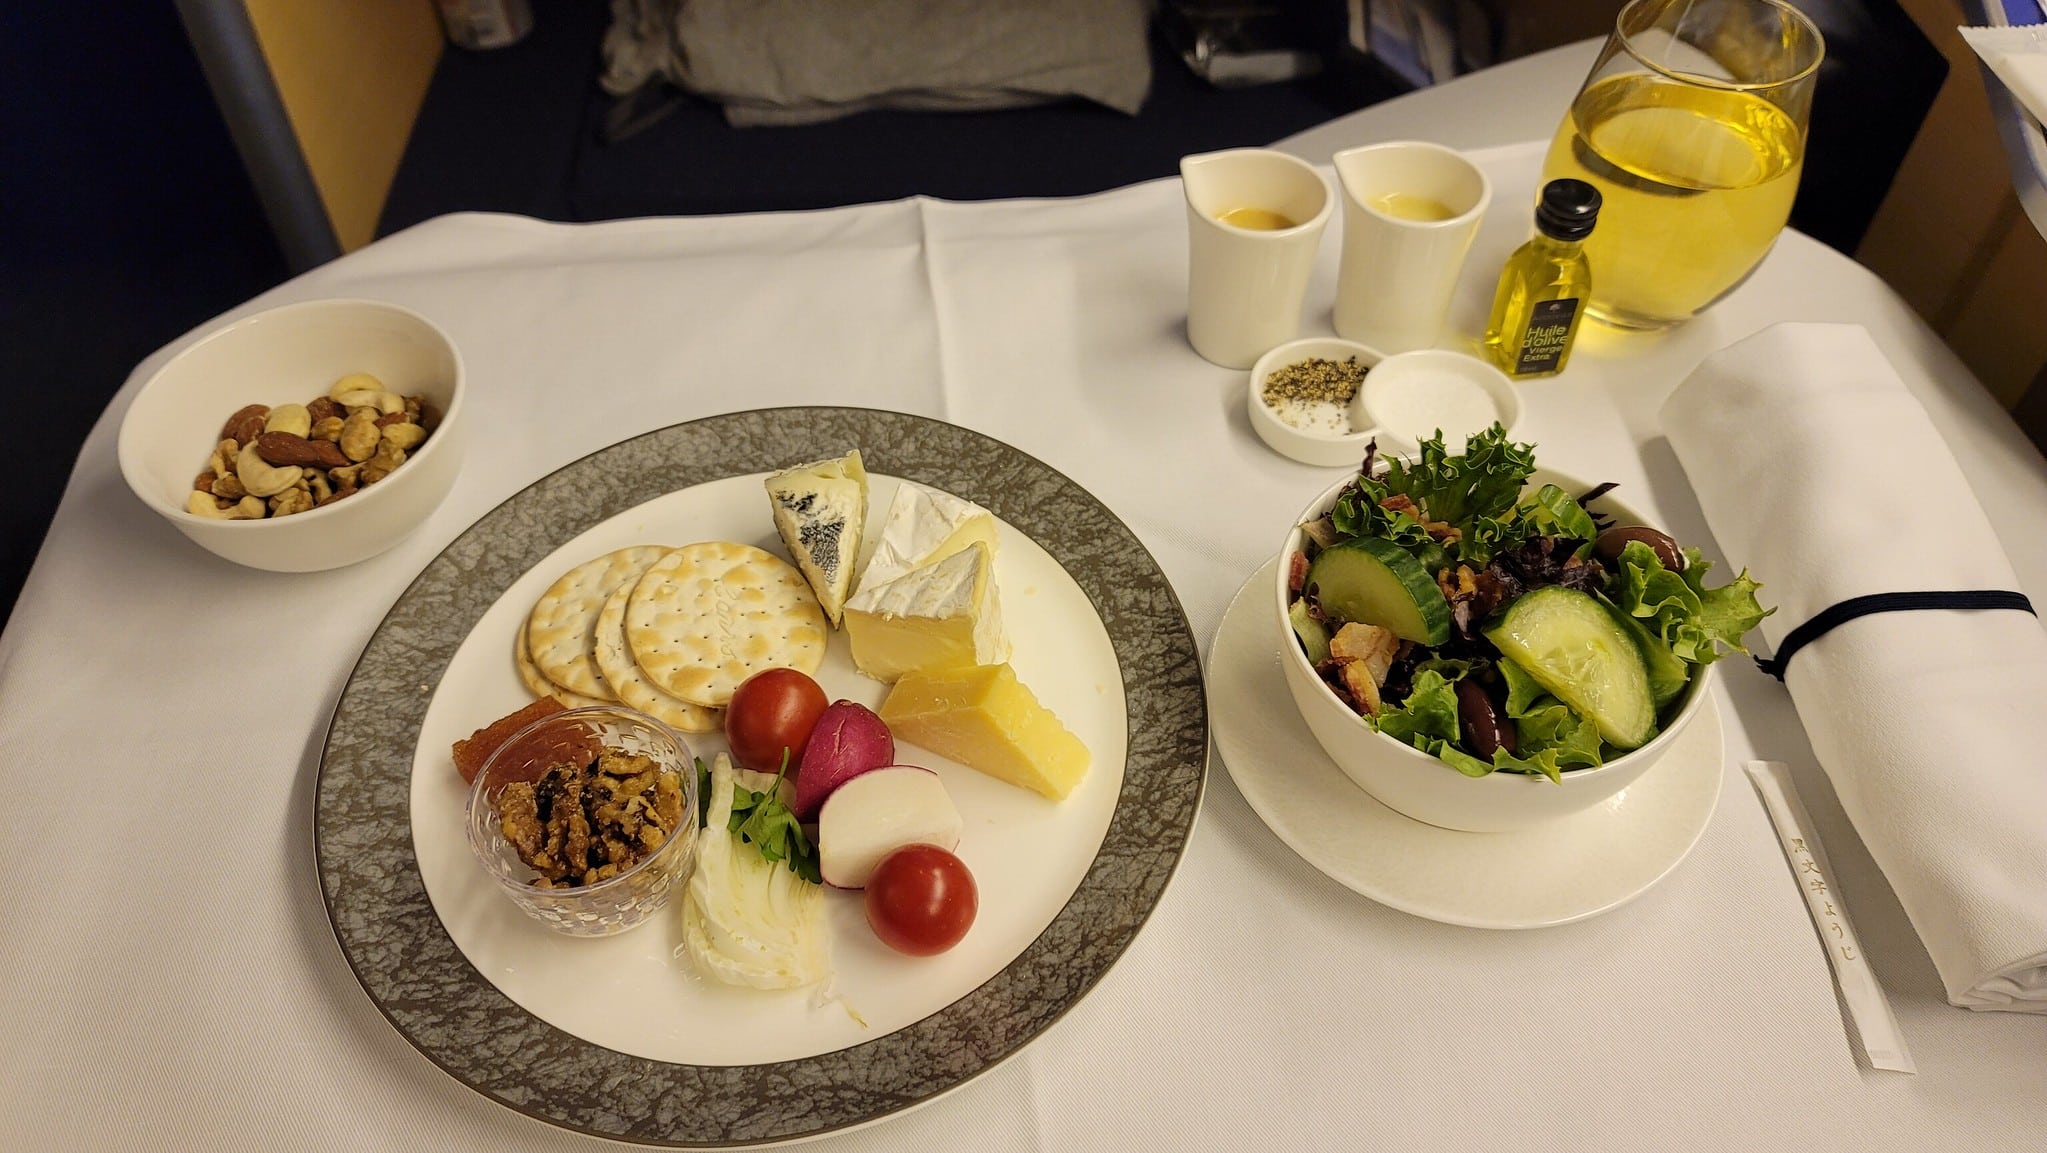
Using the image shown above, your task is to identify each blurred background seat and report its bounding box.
[2,0,2034,630]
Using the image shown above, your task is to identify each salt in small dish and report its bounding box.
[1347,349,1520,458]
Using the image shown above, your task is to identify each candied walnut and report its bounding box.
[492,745,680,888]
[498,782,544,860]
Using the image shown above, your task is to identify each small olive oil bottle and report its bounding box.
[1482,178,1601,378]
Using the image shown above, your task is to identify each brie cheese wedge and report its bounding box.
[765,450,867,627]
[855,480,998,595]
[844,540,1009,682]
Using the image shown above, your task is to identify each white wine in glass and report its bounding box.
[1541,0,1822,331]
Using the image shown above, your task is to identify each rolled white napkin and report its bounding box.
[1662,322,2047,1013]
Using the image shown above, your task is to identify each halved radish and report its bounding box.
[817,766,963,889]
[792,700,895,821]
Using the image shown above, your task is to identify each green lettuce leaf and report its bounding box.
[1372,663,1599,783]
[1325,426,1542,567]
[1612,542,1772,665]
[1497,656,1549,716]
[1371,668,1464,749]
[1381,424,1535,528]
[1504,701,1605,776]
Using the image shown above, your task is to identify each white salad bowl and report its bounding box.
[1274,469,1712,832]
[118,298,466,572]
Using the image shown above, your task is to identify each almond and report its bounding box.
[254,431,349,470]
[221,404,269,445]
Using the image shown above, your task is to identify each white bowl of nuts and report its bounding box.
[117,297,465,572]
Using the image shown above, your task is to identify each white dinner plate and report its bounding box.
[410,472,1127,1065]
[1208,558,1723,929]
[315,408,1209,1147]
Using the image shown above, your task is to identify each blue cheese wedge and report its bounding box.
[844,540,1010,682]
[765,450,867,627]
[855,480,999,596]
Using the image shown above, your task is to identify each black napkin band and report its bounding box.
[1754,590,2037,681]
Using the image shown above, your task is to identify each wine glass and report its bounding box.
[1541,0,1824,331]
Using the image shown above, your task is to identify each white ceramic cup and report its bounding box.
[1181,149,1334,369]
[1331,141,1491,354]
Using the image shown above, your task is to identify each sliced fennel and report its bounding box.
[681,754,832,990]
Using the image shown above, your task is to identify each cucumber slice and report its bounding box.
[1599,595,1690,711]
[1288,598,1332,665]
[1305,537,1451,645]
[1484,586,1657,749]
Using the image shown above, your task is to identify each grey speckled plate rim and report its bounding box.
[314,407,1210,1148]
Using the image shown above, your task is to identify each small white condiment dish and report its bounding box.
[118,298,466,572]
[1274,469,1712,832]
[1349,349,1520,458]
[1247,337,1385,467]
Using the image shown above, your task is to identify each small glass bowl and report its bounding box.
[464,704,698,937]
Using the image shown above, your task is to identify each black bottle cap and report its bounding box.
[1534,178,1601,241]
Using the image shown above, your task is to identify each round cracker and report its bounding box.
[514,618,609,709]
[625,541,827,707]
[593,581,723,733]
[526,546,671,700]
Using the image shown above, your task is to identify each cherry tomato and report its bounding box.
[864,844,978,956]
[724,668,828,773]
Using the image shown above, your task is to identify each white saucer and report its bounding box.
[1208,558,1724,929]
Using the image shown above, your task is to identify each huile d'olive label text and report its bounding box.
[1514,298,1580,375]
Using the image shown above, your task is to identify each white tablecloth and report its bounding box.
[5,132,2045,1149]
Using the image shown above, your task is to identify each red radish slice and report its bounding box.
[792,700,895,820]
[817,766,963,889]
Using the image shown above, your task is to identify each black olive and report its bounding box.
[1455,679,1516,759]
[1594,525,1683,571]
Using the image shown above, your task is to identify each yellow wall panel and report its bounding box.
[244,0,443,252]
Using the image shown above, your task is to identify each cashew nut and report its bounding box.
[185,491,265,520]
[328,372,385,401]
[380,421,426,451]
[234,441,303,498]
[339,411,380,462]
[263,403,311,438]
[333,389,406,415]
